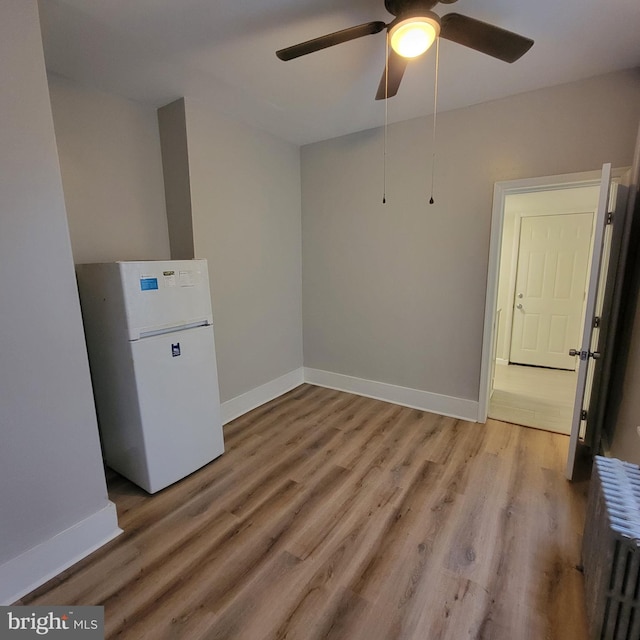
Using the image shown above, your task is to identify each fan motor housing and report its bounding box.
[385,0,455,18]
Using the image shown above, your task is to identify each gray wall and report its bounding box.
[184,99,303,403]
[46,75,303,409]
[38,48,640,457]
[47,73,170,263]
[0,0,112,573]
[157,98,195,260]
[302,70,640,403]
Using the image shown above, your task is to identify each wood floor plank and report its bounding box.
[20,385,590,639]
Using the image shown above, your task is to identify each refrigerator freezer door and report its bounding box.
[130,324,224,493]
[119,260,214,339]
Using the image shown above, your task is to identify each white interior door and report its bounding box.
[510,213,593,370]
[566,163,612,480]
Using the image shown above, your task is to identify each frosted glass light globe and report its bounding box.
[390,16,440,58]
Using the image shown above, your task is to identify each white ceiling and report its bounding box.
[39,0,640,146]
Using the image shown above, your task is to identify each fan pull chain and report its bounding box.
[383,32,389,204]
[429,36,440,205]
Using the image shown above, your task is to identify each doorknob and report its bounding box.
[569,349,601,360]
[517,293,523,298]
[516,303,523,310]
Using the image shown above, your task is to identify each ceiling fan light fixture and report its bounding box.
[389,14,440,59]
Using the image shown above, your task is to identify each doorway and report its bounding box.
[488,184,600,434]
[479,154,636,480]
[478,168,622,434]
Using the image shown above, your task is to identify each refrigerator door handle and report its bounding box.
[138,319,211,339]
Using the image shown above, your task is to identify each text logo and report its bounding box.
[1,607,103,639]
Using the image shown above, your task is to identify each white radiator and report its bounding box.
[583,456,640,640]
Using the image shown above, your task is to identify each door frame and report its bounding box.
[478,168,627,424]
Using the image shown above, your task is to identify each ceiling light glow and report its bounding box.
[389,16,440,58]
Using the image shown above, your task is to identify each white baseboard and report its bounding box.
[304,368,479,422]
[1,502,122,605]
[221,368,305,425]
[221,366,478,426]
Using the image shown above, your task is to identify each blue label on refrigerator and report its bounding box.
[140,277,158,291]
[172,343,181,357]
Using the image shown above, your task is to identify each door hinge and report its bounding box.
[593,316,601,328]
[607,212,614,225]
[581,409,588,421]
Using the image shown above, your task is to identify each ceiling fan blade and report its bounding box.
[375,49,408,100]
[276,21,386,61]
[440,13,533,63]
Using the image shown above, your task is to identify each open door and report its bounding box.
[565,164,612,480]
[565,123,640,479]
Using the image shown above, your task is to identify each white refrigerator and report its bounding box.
[76,259,224,493]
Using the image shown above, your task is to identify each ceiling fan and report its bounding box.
[276,0,534,100]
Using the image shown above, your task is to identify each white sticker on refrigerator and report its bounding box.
[179,270,201,287]
[163,270,176,287]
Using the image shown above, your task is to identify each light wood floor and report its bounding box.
[489,363,578,435]
[20,384,590,639]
